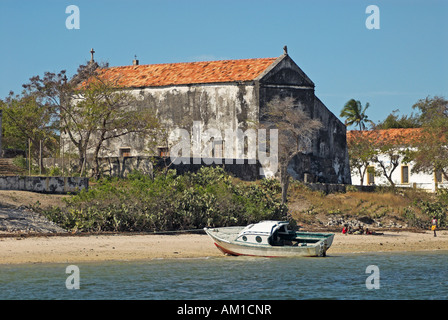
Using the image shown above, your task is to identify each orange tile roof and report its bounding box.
[347,128,423,146]
[96,57,278,88]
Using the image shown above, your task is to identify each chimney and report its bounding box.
[133,55,139,66]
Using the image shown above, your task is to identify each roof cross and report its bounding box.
[90,48,95,62]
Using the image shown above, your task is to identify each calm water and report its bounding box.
[1,251,447,300]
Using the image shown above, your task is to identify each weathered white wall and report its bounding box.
[350,153,447,192]
[58,55,352,184]
[95,82,259,159]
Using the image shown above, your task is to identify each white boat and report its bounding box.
[204,220,334,257]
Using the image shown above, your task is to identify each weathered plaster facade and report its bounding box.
[76,52,351,184]
[256,55,350,183]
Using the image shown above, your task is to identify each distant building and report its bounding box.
[67,48,351,183]
[348,128,447,191]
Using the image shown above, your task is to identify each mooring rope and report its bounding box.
[0,228,207,238]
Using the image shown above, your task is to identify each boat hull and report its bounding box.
[204,227,334,257]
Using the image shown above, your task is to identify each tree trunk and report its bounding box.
[92,129,108,179]
[280,165,289,205]
[357,167,365,186]
[77,144,88,176]
[377,161,398,187]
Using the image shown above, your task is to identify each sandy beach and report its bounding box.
[1,230,447,264]
[1,191,447,264]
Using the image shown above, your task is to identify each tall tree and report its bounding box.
[371,130,407,187]
[374,109,421,129]
[260,96,322,204]
[2,91,58,171]
[340,99,374,130]
[346,131,377,186]
[411,96,448,181]
[74,74,160,178]
[21,67,85,171]
[20,62,160,177]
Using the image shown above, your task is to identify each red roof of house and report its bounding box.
[347,128,423,145]
[96,57,278,88]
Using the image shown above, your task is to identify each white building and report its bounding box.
[348,128,447,192]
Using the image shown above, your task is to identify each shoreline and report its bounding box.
[1,230,447,265]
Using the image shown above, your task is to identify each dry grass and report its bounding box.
[287,182,434,226]
[0,190,68,210]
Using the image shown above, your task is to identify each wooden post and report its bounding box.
[61,135,64,177]
[434,171,438,192]
[28,138,31,176]
[39,140,42,176]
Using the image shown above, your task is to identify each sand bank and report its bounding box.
[1,230,447,264]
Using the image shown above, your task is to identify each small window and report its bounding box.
[212,140,223,158]
[158,147,169,157]
[120,148,131,157]
[401,166,409,184]
[435,170,442,183]
[242,236,247,241]
[255,236,262,243]
[435,170,446,183]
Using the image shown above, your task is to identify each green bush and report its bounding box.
[437,188,448,206]
[43,167,289,232]
[12,155,27,170]
[47,166,62,176]
[411,189,448,228]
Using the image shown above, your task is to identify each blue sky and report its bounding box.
[0,0,447,127]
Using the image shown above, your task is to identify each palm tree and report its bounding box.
[340,99,373,130]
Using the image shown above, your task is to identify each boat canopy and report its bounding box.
[237,221,290,238]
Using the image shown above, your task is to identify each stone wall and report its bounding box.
[43,156,261,181]
[159,157,261,181]
[43,156,153,178]
[0,176,88,194]
[302,182,348,194]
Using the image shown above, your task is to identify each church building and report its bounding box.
[81,47,351,184]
